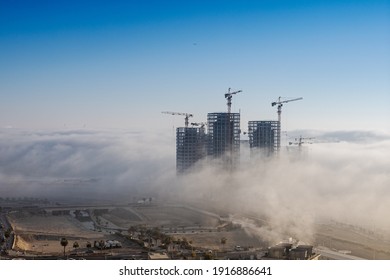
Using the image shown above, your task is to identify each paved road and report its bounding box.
[316,247,365,260]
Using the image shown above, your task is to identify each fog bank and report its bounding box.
[1,128,389,242]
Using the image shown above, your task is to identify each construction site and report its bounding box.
[163,88,306,173]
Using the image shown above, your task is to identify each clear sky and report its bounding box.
[1,0,389,132]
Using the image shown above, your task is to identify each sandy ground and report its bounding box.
[7,204,253,255]
[100,205,220,228]
[8,211,105,255]
[6,204,390,259]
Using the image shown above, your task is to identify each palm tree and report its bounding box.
[204,251,213,260]
[60,238,68,257]
[99,240,105,249]
[162,235,173,249]
[4,229,11,239]
[189,240,195,258]
[73,241,79,251]
[128,226,137,237]
[221,237,227,252]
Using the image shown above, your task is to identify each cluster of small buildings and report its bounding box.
[266,243,316,260]
[93,239,122,249]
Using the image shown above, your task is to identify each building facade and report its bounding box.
[207,112,240,163]
[176,127,206,173]
[248,120,279,157]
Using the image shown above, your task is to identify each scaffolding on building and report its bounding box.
[248,120,279,157]
[207,113,240,163]
[176,127,207,173]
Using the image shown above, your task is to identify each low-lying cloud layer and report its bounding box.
[0,129,175,200]
[1,128,389,243]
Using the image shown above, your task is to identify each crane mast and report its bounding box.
[225,88,242,114]
[161,111,193,127]
[223,88,242,167]
[271,96,303,150]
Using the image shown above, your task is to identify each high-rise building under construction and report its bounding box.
[207,112,240,162]
[176,127,206,173]
[248,120,279,157]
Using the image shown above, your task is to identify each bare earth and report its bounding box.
[8,211,105,254]
[6,204,390,259]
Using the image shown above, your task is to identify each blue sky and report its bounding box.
[1,0,389,132]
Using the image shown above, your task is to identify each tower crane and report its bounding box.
[161,111,193,127]
[190,122,207,128]
[191,122,207,134]
[289,136,315,147]
[225,88,242,114]
[271,96,303,150]
[224,88,242,163]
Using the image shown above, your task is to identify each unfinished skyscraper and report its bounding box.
[207,112,240,164]
[176,127,206,173]
[248,120,278,157]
